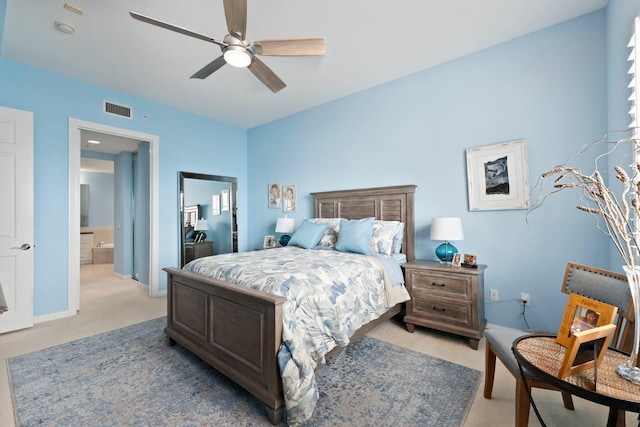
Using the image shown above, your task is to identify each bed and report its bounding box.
[162,185,416,425]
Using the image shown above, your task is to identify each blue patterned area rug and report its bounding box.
[8,317,481,426]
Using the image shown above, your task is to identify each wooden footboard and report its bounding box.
[163,267,287,424]
[163,267,403,424]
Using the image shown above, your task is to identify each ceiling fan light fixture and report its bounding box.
[223,46,251,68]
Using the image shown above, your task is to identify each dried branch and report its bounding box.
[528,130,640,270]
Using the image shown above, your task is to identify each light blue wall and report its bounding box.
[0,59,248,317]
[2,2,638,332]
[114,152,133,276]
[134,142,151,285]
[248,10,609,332]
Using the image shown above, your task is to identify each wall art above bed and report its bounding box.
[465,139,530,211]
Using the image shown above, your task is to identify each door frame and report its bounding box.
[68,118,161,313]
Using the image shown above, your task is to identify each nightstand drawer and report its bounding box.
[411,297,472,327]
[406,270,471,299]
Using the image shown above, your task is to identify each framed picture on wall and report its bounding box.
[283,184,296,213]
[221,189,230,212]
[268,183,281,209]
[465,140,530,211]
[212,194,221,216]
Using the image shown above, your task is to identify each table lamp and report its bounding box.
[275,217,295,246]
[430,217,464,263]
[194,218,209,243]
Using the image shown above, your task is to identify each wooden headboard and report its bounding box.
[310,185,416,261]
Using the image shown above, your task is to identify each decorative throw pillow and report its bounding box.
[370,220,403,256]
[336,217,375,255]
[392,222,405,254]
[308,218,342,247]
[288,221,329,249]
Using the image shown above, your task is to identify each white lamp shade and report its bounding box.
[430,217,464,241]
[275,217,295,234]
[194,219,209,231]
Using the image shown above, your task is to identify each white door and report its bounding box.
[0,106,34,333]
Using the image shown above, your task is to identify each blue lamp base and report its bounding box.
[279,234,291,247]
[435,241,458,263]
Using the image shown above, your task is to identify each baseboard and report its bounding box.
[113,272,132,280]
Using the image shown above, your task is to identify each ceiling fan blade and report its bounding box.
[223,0,247,38]
[254,38,326,56]
[129,11,226,48]
[190,56,227,79]
[248,58,286,93]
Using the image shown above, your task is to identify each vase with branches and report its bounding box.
[529,130,640,384]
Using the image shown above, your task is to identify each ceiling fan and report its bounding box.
[130,0,326,93]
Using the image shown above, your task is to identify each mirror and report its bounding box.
[179,172,238,267]
[80,184,89,227]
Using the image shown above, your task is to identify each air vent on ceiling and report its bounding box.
[103,101,132,119]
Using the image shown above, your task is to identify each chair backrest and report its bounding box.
[561,262,633,351]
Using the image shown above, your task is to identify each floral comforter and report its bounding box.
[184,246,407,425]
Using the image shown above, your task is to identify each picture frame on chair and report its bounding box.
[556,293,618,348]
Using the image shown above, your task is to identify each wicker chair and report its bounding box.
[483,262,633,427]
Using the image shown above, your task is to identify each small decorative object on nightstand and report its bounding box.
[194,218,209,243]
[402,259,487,350]
[275,217,295,246]
[430,217,464,263]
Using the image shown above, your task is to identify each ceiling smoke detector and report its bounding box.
[54,21,75,34]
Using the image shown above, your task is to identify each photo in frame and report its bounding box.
[263,235,276,249]
[268,183,281,209]
[221,189,230,212]
[465,140,530,211]
[556,293,618,348]
[212,194,220,216]
[558,323,616,379]
[452,252,462,267]
[282,184,296,213]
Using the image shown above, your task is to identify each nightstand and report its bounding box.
[402,259,487,350]
[184,241,213,264]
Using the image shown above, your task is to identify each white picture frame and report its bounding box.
[466,140,530,211]
[221,189,230,212]
[282,184,296,213]
[212,194,220,216]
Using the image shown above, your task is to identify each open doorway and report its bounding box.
[68,119,160,316]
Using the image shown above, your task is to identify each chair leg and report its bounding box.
[484,341,497,399]
[561,391,574,410]
[515,375,531,427]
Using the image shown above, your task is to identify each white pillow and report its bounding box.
[370,220,403,256]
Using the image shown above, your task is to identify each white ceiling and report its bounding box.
[3,0,607,129]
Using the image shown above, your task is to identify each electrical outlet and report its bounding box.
[520,293,530,305]
[490,289,499,301]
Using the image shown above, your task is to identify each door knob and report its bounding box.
[11,244,31,250]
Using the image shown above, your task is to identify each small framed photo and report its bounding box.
[283,184,296,213]
[465,139,530,211]
[463,254,477,266]
[452,252,462,267]
[556,293,618,348]
[268,183,281,209]
[263,235,276,249]
[558,324,616,379]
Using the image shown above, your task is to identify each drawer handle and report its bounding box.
[432,306,446,312]
[431,282,446,287]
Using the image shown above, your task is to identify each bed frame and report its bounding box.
[162,185,416,424]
